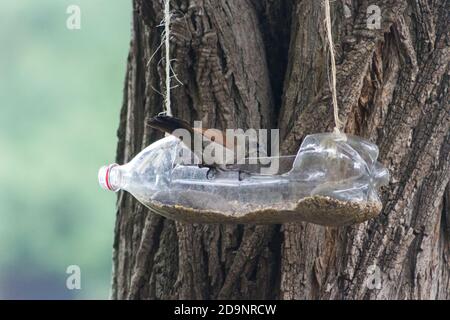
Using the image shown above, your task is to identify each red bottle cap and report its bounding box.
[98,164,119,192]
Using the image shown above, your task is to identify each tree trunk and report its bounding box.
[111,0,449,300]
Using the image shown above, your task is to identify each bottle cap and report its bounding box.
[98,164,119,192]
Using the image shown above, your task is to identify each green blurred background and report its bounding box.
[0,1,131,299]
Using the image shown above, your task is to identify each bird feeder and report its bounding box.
[99,132,389,226]
[99,0,389,226]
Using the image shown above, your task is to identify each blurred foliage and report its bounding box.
[0,0,131,299]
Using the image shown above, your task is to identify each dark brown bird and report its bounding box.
[147,114,235,169]
[147,115,287,175]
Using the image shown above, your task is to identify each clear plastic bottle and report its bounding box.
[98,133,389,226]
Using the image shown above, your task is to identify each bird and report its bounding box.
[147,114,266,172]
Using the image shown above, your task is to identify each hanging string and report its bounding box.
[163,0,173,116]
[324,0,343,134]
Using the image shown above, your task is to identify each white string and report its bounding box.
[163,0,172,116]
[324,0,343,134]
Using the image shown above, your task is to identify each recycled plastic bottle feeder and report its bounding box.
[98,0,389,227]
[98,132,389,226]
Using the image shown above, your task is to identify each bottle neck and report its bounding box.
[98,164,125,192]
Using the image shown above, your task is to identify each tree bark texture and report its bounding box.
[111,0,449,299]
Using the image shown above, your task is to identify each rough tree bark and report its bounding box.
[111,0,449,299]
